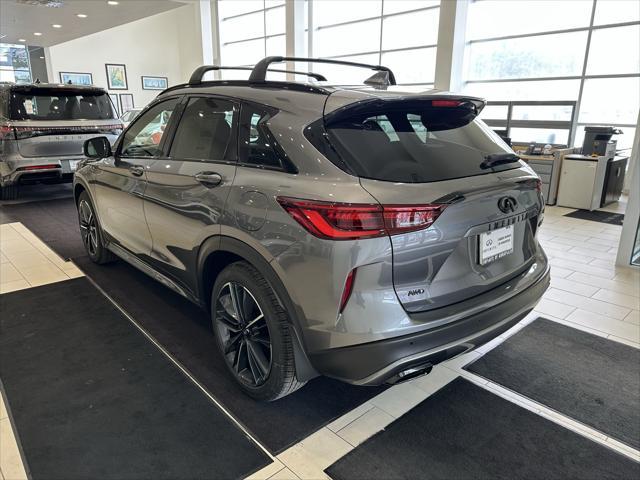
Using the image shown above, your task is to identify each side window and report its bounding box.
[169,97,235,161]
[120,98,178,157]
[239,104,286,170]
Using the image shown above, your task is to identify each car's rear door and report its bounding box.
[142,95,239,294]
[92,97,180,256]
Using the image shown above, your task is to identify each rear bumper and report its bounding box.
[1,158,82,186]
[308,264,550,385]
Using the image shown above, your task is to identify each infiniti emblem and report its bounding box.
[498,196,518,214]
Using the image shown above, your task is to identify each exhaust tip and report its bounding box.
[386,363,433,385]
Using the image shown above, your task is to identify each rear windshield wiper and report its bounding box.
[480,153,521,169]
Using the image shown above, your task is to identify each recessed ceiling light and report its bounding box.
[52,24,62,28]
[107,1,119,5]
[19,39,26,42]
[76,13,87,18]
[34,32,43,36]
[40,56,45,59]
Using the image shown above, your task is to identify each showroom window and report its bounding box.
[218,0,286,75]
[307,0,440,86]
[463,0,640,149]
[0,43,31,84]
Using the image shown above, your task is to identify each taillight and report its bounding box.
[0,125,15,140]
[18,164,61,171]
[535,178,542,193]
[14,126,48,140]
[277,197,446,240]
[98,123,124,135]
[339,269,357,313]
[11,124,123,139]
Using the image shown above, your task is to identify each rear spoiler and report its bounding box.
[249,56,397,85]
[323,95,487,127]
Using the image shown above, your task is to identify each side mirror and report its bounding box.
[83,136,112,159]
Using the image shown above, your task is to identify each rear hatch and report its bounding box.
[7,85,121,157]
[321,93,545,313]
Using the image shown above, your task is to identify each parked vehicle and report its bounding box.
[120,108,142,128]
[0,83,122,200]
[74,57,550,400]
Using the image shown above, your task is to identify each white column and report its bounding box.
[199,0,215,66]
[434,0,469,92]
[616,111,640,267]
[44,47,54,83]
[285,0,306,79]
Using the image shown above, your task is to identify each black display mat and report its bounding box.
[326,378,640,480]
[0,278,270,480]
[564,209,625,226]
[465,318,640,450]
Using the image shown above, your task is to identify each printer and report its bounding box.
[557,126,627,211]
[582,126,621,157]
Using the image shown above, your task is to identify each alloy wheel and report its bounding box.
[214,282,272,387]
[78,200,98,256]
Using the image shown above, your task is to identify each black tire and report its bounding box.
[77,191,115,264]
[0,184,18,201]
[211,261,305,401]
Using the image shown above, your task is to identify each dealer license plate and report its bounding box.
[479,225,514,265]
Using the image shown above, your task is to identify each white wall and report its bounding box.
[47,3,202,111]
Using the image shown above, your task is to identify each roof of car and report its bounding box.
[156,81,475,116]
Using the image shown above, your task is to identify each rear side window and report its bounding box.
[238,104,290,171]
[170,97,235,161]
[9,88,115,121]
[320,101,520,183]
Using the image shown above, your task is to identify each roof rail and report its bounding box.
[249,56,397,85]
[189,65,327,85]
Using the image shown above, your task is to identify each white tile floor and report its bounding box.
[1,200,639,480]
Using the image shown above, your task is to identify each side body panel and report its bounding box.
[143,158,237,295]
[90,156,154,256]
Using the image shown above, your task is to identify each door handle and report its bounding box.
[129,165,144,177]
[195,172,223,187]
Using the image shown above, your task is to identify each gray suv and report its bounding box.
[0,82,122,200]
[75,57,550,401]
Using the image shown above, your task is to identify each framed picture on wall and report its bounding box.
[105,63,128,90]
[59,72,93,85]
[109,93,120,116]
[141,76,168,90]
[119,93,135,114]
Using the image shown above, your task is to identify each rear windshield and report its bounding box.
[9,88,116,121]
[323,103,521,183]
